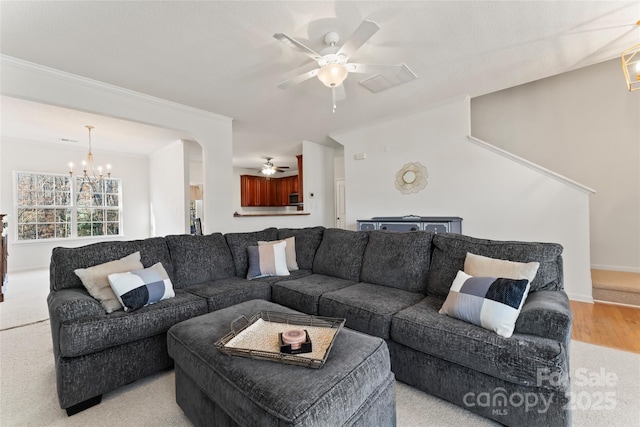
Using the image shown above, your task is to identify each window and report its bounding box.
[15,172,122,241]
[76,178,121,237]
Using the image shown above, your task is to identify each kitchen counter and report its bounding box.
[233,212,310,217]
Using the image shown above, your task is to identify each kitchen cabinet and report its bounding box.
[241,175,299,207]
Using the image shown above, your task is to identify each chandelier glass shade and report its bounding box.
[68,125,111,181]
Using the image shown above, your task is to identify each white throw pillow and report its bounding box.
[74,252,143,313]
[464,252,539,283]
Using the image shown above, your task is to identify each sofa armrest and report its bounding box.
[47,288,104,323]
[514,290,572,344]
[47,288,105,358]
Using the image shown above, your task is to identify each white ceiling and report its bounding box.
[1,1,638,171]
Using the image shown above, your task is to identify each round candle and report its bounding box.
[282,329,306,350]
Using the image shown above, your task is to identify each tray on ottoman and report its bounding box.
[215,310,345,368]
[167,300,396,427]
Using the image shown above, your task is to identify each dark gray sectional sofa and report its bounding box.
[47,226,572,426]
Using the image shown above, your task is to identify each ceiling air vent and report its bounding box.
[359,64,417,93]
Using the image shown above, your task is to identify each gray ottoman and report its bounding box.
[167,299,396,427]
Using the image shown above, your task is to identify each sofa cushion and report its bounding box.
[50,237,174,291]
[427,233,563,298]
[312,228,369,281]
[225,228,278,278]
[246,241,290,280]
[251,269,313,285]
[271,274,357,315]
[74,251,143,313]
[108,262,176,312]
[391,296,569,390]
[166,233,236,287]
[439,271,530,338]
[360,230,433,293]
[183,276,272,312]
[277,226,325,270]
[58,289,207,358]
[319,282,424,339]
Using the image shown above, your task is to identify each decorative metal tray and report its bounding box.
[215,311,345,369]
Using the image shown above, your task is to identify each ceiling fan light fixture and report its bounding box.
[317,63,348,87]
[261,159,277,175]
[262,167,276,175]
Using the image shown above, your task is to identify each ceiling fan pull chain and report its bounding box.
[332,86,337,113]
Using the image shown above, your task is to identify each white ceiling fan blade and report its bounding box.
[277,69,319,89]
[335,84,346,101]
[337,20,380,59]
[274,33,322,61]
[346,63,404,74]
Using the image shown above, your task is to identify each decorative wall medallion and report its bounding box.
[395,162,428,194]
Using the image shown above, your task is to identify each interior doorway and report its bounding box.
[335,179,346,229]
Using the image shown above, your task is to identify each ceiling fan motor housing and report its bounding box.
[324,31,340,45]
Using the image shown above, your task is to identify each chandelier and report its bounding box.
[621,21,640,92]
[68,125,111,181]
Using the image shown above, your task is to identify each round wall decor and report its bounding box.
[394,162,428,194]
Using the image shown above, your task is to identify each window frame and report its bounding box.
[13,171,123,243]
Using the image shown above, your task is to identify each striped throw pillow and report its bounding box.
[246,241,290,280]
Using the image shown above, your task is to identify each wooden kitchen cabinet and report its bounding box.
[241,175,298,207]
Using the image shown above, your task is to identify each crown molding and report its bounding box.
[0,55,232,124]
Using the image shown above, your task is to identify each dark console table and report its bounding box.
[357,216,462,234]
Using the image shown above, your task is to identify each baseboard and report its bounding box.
[7,265,49,274]
[593,299,640,308]
[567,293,594,303]
[591,264,640,273]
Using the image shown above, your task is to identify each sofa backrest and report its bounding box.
[427,233,564,298]
[50,237,174,292]
[360,230,434,293]
[224,227,279,277]
[166,233,236,287]
[277,226,325,270]
[312,228,369,282]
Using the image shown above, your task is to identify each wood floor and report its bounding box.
[570,300,640,353]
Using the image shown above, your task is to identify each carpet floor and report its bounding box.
[1,320,638,426]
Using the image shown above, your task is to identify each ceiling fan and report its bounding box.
[260,157,290,176]
[274,20,414,112]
